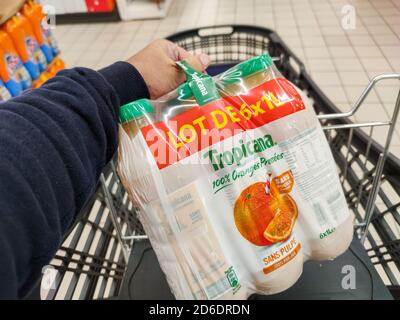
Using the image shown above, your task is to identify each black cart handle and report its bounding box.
[197,26,235,38]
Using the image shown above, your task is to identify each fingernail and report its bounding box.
[199,53,210,67]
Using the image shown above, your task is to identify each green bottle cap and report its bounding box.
[119,99,154,123]
[219,54,274,85]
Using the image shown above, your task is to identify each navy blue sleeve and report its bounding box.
[0,61,149,299]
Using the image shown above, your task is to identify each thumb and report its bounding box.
[186,53,211,72]
[176,46,210,72]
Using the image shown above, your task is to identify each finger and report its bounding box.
[176,46,210,72]
[195,53,211,70]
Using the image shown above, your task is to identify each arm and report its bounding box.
[0,62,149,299]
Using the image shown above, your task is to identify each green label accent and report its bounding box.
[225,266,240,289]
[176,60,205,81]
[218,54,274,85]
[176,60,220,106]
[188,76,220,106]
[319,227,336,239]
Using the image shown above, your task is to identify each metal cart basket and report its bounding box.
[34,25,400,300]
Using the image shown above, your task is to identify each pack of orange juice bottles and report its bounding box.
[3,13,47,83]
[0,30,32,96]
[118,54,353,300]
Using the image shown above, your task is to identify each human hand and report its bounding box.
[127,39,210,99]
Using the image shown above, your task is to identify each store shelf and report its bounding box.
[117,0,173,21]
[55,6,121,24]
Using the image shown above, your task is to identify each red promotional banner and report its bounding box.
[141,77,306,170]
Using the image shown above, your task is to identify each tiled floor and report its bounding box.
[55,0,400,156]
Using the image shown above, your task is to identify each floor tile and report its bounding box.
[333,58,364,71]
[380,46,400,57]
[353,46,385,58]
[310,71,341,86]
[360,58,393,72]
[339,71,370,86]
[324,35,351,47]
[354,103,389,122]
[344,86,381,104]
[328,46,357,58]
[348,35,377,46]
[319,85,348,103]
[372,34,400,46]
[375,85,400,104]
[306,58,336,72]
[304,46,330,58]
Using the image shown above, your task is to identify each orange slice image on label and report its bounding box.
[234,182,276,246]
[263,194,298,243]
[234,174,298,246]
[234,182,298,246]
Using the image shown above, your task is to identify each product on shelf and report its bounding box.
[0,78,12,101]
[117,54,353,300]
[47,56,65,77]
[85,0,116,13]
[21,0,60,63]
[3,13,47,81]
[0,30,32,96]
[31,72,49,89]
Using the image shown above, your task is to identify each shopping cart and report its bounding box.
[31,25,400,300]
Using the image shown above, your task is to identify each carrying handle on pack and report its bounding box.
[176,60,207,82]
[176,54,275,104]
[177,60,220,106]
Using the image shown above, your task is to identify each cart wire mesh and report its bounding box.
[39,25,400,300]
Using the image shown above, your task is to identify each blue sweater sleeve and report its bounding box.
[0,61,149,299]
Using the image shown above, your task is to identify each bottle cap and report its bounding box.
[119,98,154,123]
[219,54,273,85]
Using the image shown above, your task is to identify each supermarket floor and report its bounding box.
[55,0,400,156]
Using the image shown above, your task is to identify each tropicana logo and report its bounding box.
[165,90,295,151]
[203,134,276,172]
[192,73,208,96]
[141,78,305,169]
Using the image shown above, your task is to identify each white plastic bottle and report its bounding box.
[180,57,305,295]
[288,87,354,261]
[118,99,248,300]
[220,56,353,262]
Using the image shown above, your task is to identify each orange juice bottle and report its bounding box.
[48,57,65,77]
[21,0,58,63]
[3,13,47,80]
[0,30,32,96]
[32,72,50,89]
